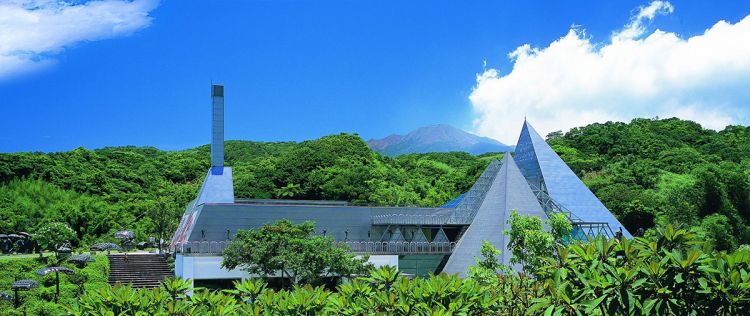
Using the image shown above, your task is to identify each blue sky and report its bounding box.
[1,0,749,152]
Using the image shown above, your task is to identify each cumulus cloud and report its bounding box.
[0,0,158,80]
[470,1,750,144]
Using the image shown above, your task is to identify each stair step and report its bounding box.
[107,254,173,289]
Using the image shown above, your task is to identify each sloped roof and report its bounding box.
[442,153,547,277]
[515,121,632,238]
[196,167,235,205]
[448,159,503,224]
[171,167,236,246]
[441,193,465,208]
[185,203,447,242]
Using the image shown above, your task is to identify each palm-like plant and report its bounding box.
[366,266,401,291]
[226,278,267,304]
[66,224,750,316]
[161,277,192,301]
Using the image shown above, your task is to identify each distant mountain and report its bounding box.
[368,124,514,156]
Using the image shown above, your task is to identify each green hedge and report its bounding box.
[67,225,750,315]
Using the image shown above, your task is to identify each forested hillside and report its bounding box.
[548,118,750,250]
[0,134,496,245]
[1,118,748,250]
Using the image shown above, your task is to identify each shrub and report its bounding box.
[68,224,750,315]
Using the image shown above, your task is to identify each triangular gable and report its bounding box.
[411,229,428,242]
[400,227,424,242]
[433,228,449,243]
[515,121,631,238]
[389,227,405,242]
[442,154,548,277]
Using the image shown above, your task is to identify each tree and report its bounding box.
[273,183,302,199]
[34,222,76,256]
[545,130,564,142]
[699,214,736,251]
[693,165,731,217]
[467,241,510,286]
[655,172,700,227]
[548,213,572,242]
[146,195,178,253]
[221,220,371,287]
[506,210,555,275]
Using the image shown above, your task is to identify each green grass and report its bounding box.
[0,252,56,262]
[0,250,132,262]
[0,253,109,315]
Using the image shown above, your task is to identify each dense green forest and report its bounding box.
[548,118,750,250]
[1,118,748,250]
[0,134,496,245]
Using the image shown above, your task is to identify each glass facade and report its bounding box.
[514,121,632,238]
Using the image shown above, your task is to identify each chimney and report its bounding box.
[211,84,224,168]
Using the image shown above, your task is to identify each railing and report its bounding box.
[573,222,616,239]
[173,241,228,255]
[528,183,617,240]
[343,241,456,254]
[371,214,451,225]
[528,182,584,223]
[172,240,456,255]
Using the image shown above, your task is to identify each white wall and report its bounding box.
[175,255,249,281]
[364,255,399,269]
[175,254,399,286]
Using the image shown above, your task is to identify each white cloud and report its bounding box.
[470,1,750,144]
[0,0,158,80]
[615,1,673,41]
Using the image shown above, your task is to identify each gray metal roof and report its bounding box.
[187,203,448,242]
[442,153,548,277]
[235,199,350,206]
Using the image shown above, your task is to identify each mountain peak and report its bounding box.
[368,124,513,156]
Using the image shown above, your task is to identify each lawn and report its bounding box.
[0,252,56,262]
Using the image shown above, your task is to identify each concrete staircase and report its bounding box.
[108,253,172,288]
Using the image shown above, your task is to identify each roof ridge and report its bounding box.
[501,153,511,213]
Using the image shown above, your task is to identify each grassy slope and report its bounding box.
[0,254,109,316]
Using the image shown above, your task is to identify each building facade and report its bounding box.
[170,85,629,285]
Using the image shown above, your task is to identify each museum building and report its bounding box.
[169,85,630,286]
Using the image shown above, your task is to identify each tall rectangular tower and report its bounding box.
[211,84,224,168]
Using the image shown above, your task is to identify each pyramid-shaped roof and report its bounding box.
[448,159,502,224]
[514,121,631,238]
[442,154,548,277]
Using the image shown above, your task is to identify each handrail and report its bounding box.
[342,241,456,254]
[528,183,616,239]
[528,182,583,222]
[573,222,616,239]
[172,240,456,255]
[371,214,451,225]
[173,240,229,256]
